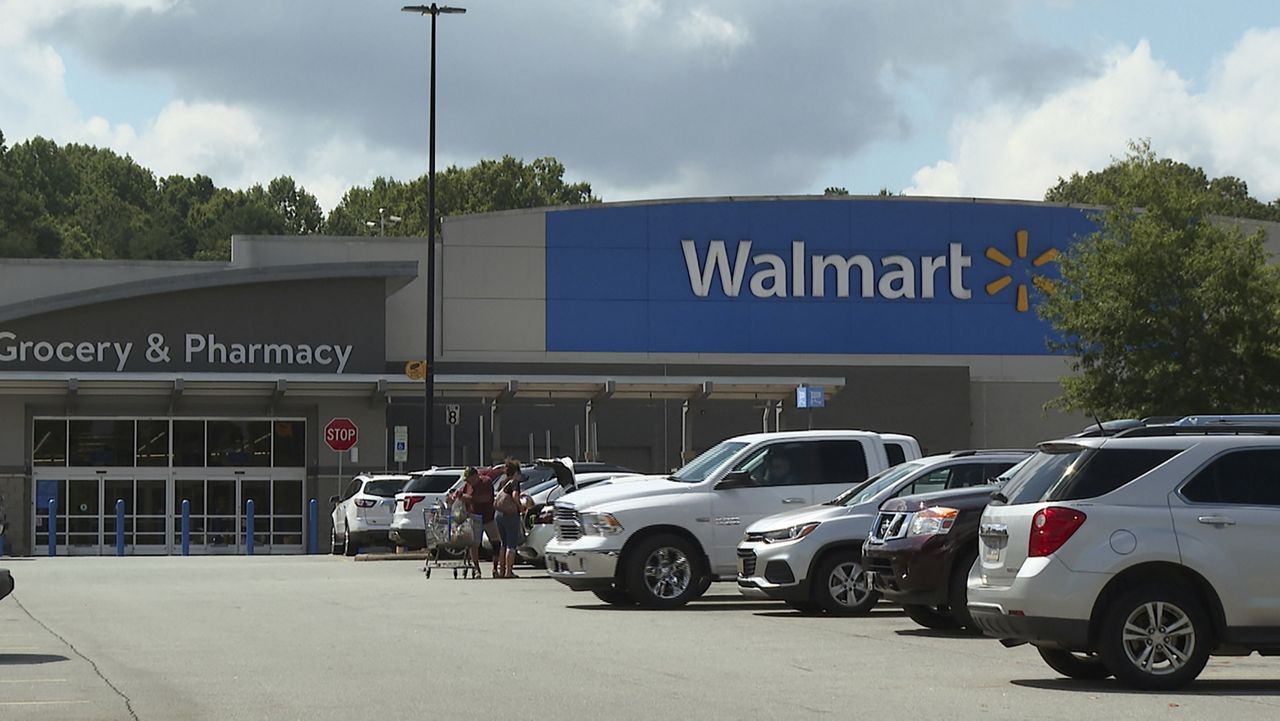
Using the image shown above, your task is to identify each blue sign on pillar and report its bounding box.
[796,385,827,410]
[808,386,826,408]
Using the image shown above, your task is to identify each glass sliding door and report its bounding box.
[66,476,102,555]
[33,416,307,555]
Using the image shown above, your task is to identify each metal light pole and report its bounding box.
[402,4,465,467]
[365,207,402,236]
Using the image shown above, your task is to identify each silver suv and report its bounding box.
[969,423,1280,689]
[737,450,1029,614]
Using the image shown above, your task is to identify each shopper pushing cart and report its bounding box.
[425,467,497,578]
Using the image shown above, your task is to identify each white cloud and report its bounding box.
[678,7,750,54]
[613,0,662,34]
[0,0,420,209]
[906,29,1280,201]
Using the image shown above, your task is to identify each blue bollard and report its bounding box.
[308,499,318,555]
[48,499,57,557]
[181,500,191,556]
[115,499,125,556]
[245,499,255,556]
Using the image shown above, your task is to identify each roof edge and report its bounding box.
[0,261,419,324]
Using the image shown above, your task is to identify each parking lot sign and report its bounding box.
[393,425,408,463]
[808,386,826,408]
[446,404,460,426]
[796,385,827,410]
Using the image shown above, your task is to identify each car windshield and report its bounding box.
[829,462,924,506]
[363,479,407,498]
[990,448,1084,505]
[669,441,748,482]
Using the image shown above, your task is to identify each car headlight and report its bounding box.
[761,522,820,543]
[580,512,624,535]
[908,507,959,536]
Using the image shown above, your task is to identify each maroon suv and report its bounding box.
[862,485,995,631]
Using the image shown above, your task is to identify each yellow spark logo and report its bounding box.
[985,230,1059,312]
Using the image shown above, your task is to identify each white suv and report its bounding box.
[329,474,409,556]
[545,430,921,608]
[738,450,1028,614]
[968,424,1280,689]
[389,468,465,550]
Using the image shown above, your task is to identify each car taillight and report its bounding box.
[402,495,425,512]
[1029,506,1086,557]
[354,498,377,508]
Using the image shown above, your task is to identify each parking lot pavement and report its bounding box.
[1,558,1279,721]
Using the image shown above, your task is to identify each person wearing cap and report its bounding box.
[450,466,498,577]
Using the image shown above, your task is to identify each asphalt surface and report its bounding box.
[1,557,1279,721]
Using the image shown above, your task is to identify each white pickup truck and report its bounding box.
[544,430,921,608]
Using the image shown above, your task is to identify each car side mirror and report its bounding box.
[328,495,340,504]
[715,470,753,490]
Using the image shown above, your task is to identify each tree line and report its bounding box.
[0,130,596,260]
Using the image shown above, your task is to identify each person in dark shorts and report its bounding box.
[493,460,524,578]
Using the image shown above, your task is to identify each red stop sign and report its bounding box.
[324,417,359,452]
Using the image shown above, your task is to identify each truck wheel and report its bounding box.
[902,604,961,630]
[591,587,637,606]
[814,552,879,616]
[343,523,358,557]
[330,526,342,555]
[1098,584,1210,690]
[625,534,704,609]
[1038,648,1112,680]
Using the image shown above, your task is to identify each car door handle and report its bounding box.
[1197,515,1236,526]
[782,498,806,504]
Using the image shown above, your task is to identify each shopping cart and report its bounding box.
[422,500,482,579]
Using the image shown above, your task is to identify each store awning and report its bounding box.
[0,372,843,402]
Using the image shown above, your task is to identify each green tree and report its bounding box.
[188,186,288,260]
[1046,139,1280,222]
[823,186,849,196]
[326,155,598,237]
[267,176,324,235]
[1037,142,1280,417]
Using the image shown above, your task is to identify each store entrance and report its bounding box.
[172,472,305,554]
[34,471,170,555]
[31,417,308,556]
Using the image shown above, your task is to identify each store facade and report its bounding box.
[0,240,428,556]
[4,195,1274,556]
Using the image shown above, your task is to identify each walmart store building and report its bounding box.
[3,196,1274,556]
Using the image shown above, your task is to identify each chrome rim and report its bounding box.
[1122,601,1196,676]
[828,561,871,607]
[643,546,692,599]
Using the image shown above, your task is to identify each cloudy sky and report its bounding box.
[2,0,1277,209]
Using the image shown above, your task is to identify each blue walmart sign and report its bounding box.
[545,199,1096,355]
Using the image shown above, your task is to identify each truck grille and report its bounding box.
[869,511,910,542]
[737,548,757,577]
[554,506,582,542]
